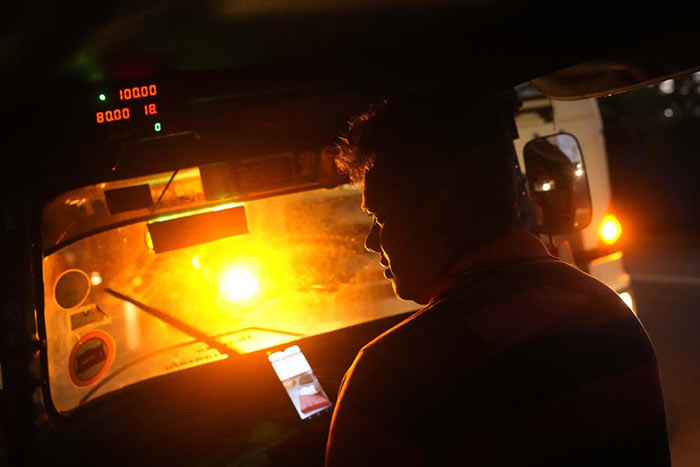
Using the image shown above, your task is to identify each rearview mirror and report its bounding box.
[523,133,592,235]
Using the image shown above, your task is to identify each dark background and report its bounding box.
[599,72,700,242]
[599,71,700,466]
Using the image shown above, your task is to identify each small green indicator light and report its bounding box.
[154,122,162,132]
[98,93,106,101]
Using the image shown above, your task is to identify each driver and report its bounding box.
[325,89,670,466]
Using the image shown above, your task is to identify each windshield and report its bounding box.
[42,166,415,413]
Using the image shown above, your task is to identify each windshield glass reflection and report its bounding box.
[43,176,415,412]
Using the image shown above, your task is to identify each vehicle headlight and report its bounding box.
[599,214,622,245]
[219,266,260,303]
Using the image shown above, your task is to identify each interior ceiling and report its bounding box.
[0,0,698,213]
[3,0,698,100]
[3,0,529,86]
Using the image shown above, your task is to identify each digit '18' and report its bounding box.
[143,103,158,115]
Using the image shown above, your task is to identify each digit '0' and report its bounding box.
[149,85,157,96]
[123,108,130,119]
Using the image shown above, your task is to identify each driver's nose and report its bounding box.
[365,220,381,253]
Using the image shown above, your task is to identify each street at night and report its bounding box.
[602,72,700,466]
[625,238,700,467]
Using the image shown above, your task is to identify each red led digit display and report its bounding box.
[95,82,159,131]
[119,84,157,101]
[144,103,158,115]
[96,107,131,124]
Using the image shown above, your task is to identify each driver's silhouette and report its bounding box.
[325,89,670,467]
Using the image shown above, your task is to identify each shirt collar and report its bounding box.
[429,230,555,304]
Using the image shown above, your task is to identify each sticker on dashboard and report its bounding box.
[69,330,115,387]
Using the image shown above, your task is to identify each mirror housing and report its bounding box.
[523,133,592,235]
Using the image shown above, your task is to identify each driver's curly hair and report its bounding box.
[335,101,386,184]
[333,88,522,234]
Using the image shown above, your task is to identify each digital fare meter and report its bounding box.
[93,82,170,141]
[95,84,158,124]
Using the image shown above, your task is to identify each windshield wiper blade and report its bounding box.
[104,288,238,358]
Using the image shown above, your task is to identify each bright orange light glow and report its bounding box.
[90,272,102,286]
[219,266,260,303]
[600,214,622,245]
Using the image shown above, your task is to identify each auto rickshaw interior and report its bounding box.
[32,75,430,465]
[3,2,699,465]
[29,70,591,465]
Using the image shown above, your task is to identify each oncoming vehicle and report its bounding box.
[1,1,698,466]
[513,86,634,311]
